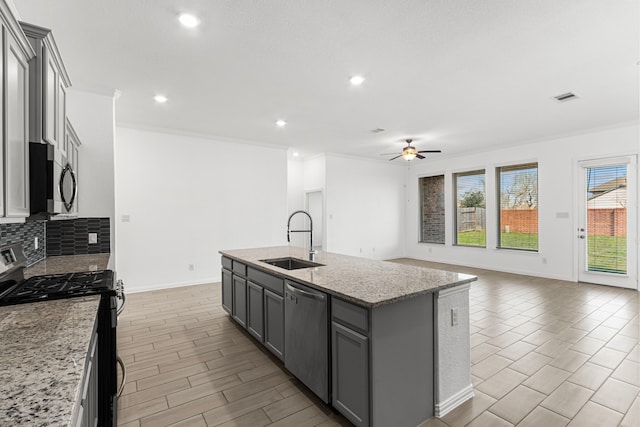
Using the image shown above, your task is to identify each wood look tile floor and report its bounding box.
[117,259,639,427]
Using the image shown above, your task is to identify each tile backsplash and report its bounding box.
[0,221,46,265]
[46,218,111,256]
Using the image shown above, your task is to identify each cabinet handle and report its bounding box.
[116,356,127,398]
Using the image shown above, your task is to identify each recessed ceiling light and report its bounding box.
[292,152,299,157]
[276,120,287,127]
[350,75,365,86]
[178,13,200,28]
[154,95,168,103]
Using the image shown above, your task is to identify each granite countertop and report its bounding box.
[25,253,112,278]
[220,246,477,307]
[0,296,100,426]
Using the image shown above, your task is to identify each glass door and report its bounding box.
[577,157,637,289]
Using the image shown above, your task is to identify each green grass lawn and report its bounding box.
[455,230,538,250]
[588,235,627,274]
[456,231,626,274]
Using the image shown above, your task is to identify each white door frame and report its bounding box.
[576,155,637,289]
[305,189,325,251]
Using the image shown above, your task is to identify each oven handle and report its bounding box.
[117,355,127,398]
[116,292,126,316]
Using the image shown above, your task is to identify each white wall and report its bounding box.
[66,89,117,255]
[115,127,288,292]
[406,124,639,281]
[325,154,406,260]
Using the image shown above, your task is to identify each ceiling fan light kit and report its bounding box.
[387,139,442,161]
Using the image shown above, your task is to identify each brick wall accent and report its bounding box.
[588,208,627,237]
[500,209,538,233]
[420,175,445,244]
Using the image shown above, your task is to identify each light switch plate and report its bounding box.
[451,308,459,326]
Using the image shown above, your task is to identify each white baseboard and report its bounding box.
[435,385,474,418]
[126,278,218,294]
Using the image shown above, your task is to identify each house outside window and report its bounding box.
[454,170,486,247]
[497,163,538,251]
[420,175,445,244]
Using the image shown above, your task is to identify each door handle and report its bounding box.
[578,235,585,239]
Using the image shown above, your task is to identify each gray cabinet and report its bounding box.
[74,321,98,427]
[332,299,369,426]
[232,276,247,327]
[246,281,264,341]
[0,3,34,219]
[221,268,232,314]
[332,322,369,426]
[20,22,71,149]
[264,289,284,360]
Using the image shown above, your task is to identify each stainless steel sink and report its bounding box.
[260,257,324,270]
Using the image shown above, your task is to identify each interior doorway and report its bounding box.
[306,190,324,251]
[577,156,637,289]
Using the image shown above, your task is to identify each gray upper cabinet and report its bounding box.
[19,22,71,149]
[0,1,35,219]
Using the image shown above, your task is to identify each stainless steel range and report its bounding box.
[0,242,121,427]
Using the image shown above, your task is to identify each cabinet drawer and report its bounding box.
[247,267,284,296]
[221,257,233,270]
[333,298,369,335]
[232,260,247,276]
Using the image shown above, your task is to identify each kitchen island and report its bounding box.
[220,246,477,427]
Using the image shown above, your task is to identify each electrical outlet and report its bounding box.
[451,308,459,326]
[88,233,98,244]
[122,215,131,222]
[34,237,39,250]
[542,257,547,264]
[189,264,195,271]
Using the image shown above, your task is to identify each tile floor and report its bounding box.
[117,259,639,426]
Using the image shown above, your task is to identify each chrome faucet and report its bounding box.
[287,210,316,261]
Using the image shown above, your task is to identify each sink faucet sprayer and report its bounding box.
[287,210,316,261]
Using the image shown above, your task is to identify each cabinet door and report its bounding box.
[247,281,264,341]
[221,268,232,314]
[43,46,59,146]
[5,30,30,217]
[264,289,284,360]
[332,321,369,427]
[58,82,67,156]
[232,276,247,327]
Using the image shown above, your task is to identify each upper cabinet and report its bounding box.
[19,22,71,150]
[0,0,35,219]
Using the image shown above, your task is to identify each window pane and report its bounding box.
[498,163,538,251]
[420,175,445,244]
[586,165,627,274]
[455,170,486,246]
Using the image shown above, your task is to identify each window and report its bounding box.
[454,170,486,247]
[497,163,538,251]
[419,175,445,244]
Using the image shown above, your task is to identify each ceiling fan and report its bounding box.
[383,139,442,161]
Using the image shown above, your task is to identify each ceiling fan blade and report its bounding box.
[416,154,425,159]
[417,150,442,153]
[388,155,403,161]
[379,153,398,156]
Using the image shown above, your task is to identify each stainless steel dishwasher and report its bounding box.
[284,280,329,403]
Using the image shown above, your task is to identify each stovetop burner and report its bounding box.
[0,270,115,306]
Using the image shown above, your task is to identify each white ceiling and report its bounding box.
[14,0,639,160]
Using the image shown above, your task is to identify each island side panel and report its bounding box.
[370,292,434,427]
[434,283,473,417]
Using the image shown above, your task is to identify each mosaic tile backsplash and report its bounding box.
[46,218,111,256]
[0,221,46,265]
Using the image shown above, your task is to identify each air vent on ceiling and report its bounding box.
[554,92,579,102]
[371,128,385,133]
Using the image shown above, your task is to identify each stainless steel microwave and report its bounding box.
[29,142,77,218]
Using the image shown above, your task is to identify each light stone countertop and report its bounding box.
[220,246,477,307]
[0,296,100,426]
[25,253,112,278]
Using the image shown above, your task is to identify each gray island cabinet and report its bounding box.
[219,247,477,427]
